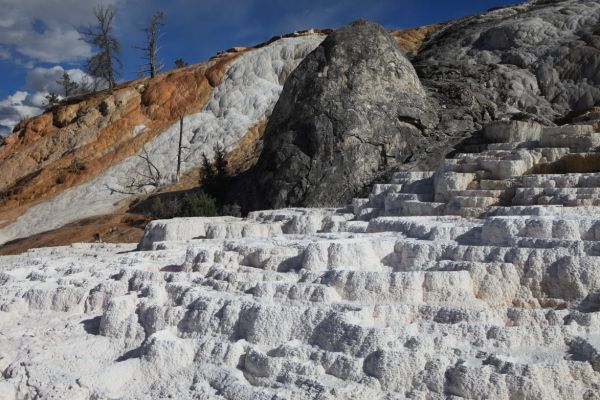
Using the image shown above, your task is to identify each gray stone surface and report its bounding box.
[243,20,437,210]
[483,120,543,143]
[414,0,600,136]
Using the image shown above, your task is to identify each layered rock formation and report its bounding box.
[0,53,234,226]
[5,0,600,247]
[3,1,600,398]
[243,20,437,210]
[2,119,600,398]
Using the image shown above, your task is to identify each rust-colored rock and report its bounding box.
[389,25,439,54]
[0,52,240,229]
[533,153,600,174]
[225,118,268,176]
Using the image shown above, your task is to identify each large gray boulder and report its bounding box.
[244,20,437,210]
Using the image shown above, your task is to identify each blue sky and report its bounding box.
[0,0,523,135]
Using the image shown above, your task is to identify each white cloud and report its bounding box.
[0,65,94,136]
[27,65,93,94]
[0,0,125,64]
[0,91,45,136]
[26,66,66,93]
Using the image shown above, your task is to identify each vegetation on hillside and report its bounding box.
[144,144,241,219]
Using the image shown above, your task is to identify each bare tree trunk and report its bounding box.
[150,40,156,78]
[79,5,121,94]
[106,46,114,92]
[135,11,164,79]
[176,116,184,182]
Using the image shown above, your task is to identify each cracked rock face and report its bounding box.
[414,0,600,136]
[245,20,437,210]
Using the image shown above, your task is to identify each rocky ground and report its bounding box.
[2,120,600,399]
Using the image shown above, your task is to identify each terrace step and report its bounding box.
[385,200,447,217]
[447,196,501,209]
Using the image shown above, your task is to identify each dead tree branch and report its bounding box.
[134,11,165,78]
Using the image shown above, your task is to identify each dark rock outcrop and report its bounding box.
[414,0,600,136]
[242,20,437,210]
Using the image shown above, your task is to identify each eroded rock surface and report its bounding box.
[415,0,600,136]
[242,20,437,210]
[239,1,600,211]
[2,121,600,399]
[4,1,600,397]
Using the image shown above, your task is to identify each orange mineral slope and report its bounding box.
[0,51,240,230]
[390,24,439,54]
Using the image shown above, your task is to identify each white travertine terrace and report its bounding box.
[2,121,600,399]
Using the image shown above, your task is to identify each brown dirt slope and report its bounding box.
[0,212,148,256]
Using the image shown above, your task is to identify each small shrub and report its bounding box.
[150,196,180,219]
[214,144,228,180]
[174,59,188,68]
[149,197,163,217]
[201,153,215,186]
[148,191,218,219]
[178,192,218,217]
[44,92,61,108]
[200,145,229,202]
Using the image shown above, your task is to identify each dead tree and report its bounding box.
[57,71,79,98]
[126,147,163,191]
[79,5,121,92]
[135,11,165,78]
[176,115,184,181]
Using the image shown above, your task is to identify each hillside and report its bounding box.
[0,27,436,252]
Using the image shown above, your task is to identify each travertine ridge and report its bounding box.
[2,120,600,399]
